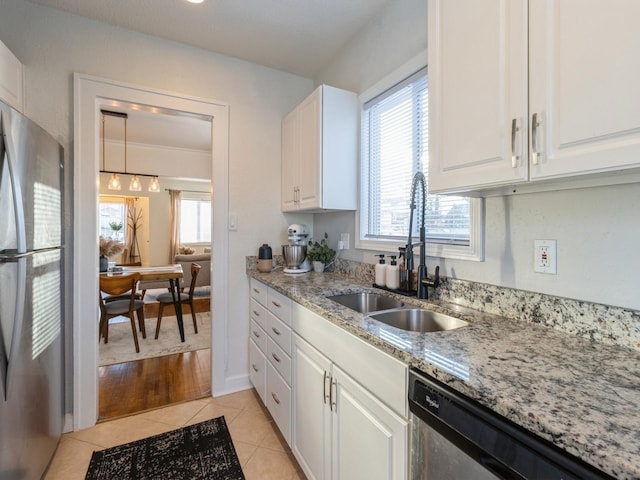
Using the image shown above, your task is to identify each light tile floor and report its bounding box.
[45,389,306,480]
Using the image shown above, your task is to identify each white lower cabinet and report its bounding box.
[292,333,408,480]
[248,338,266,403]
[266,362,292,444]
[248,279,293,445]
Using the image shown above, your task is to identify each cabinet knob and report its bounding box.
[272,301,282,308]
[272,327,281,336]
[253,310,260,317]
[272,352,281,363]
[251,363,259,372]
[253,330,260,338]
[271,392,281,405]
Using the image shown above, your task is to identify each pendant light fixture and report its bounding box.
[102,112,122,190]
[100,109,161,193]
[148,176,161,192]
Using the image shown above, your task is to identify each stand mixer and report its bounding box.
[282,224,312,274]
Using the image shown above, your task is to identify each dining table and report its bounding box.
[102,264,187,342]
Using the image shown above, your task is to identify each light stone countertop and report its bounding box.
[249,269,640,480]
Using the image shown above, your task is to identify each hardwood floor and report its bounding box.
[98,348,211,422]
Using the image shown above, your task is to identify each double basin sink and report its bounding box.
[328,292,468,333]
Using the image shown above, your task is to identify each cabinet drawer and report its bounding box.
[267,288,292,325]
[250,299,268,330]
[267,336,291,385]
[250,319,267,353]
[267,311,292,356]
[249,339,266,404]
[250,278,268,305]
[266,362,291,446]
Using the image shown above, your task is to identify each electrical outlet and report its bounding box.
[534,239,556,274]
[340,233,350,250]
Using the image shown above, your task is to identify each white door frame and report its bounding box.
[73,73,229,430]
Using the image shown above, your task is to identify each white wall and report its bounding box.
[0,0,314,407]
[313,0,640,311]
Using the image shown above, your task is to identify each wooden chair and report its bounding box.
[99,272,146,353]
[154,263,201,339]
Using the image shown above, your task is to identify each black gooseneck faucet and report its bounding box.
[406,171,439,299]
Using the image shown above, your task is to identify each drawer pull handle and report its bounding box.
[271,392,281,405]
[272,327,281,336]
[253,288,260,294]
[253,310,260,316]
[251,363,259,372]
[272,301,281,308]
[253,330,260,338]
[272,353,281,363]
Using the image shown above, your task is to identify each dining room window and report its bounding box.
[180,193,211,244]
[99,197,126,243]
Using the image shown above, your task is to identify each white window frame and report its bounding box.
[356,51,484,261]
[180,191,212,246]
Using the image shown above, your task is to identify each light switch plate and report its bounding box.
[534,239,556,274]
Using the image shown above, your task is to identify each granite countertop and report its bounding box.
[249,269,640,479]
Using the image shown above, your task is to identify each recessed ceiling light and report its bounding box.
[186,0,205,3]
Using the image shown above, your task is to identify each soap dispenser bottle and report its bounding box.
[374,254,387,287]
[386,255,399,289]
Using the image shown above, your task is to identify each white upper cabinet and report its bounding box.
[0,40,24,112]
[281,85,358,212]
[429,0,640,195]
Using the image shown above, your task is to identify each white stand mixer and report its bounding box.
[282,224,312,274]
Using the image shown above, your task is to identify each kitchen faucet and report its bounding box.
[405,171,439,299]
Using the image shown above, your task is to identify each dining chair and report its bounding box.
[99,272,146,353]
[154,263,201,339]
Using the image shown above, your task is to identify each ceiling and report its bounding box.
[28,0,391,152]
[26,0,391,78]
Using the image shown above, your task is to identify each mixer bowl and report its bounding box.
[283,245,307,268]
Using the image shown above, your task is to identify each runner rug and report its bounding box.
[99,311,211,366]
[85,417,244,480]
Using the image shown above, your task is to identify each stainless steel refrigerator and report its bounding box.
[0,99,64,479]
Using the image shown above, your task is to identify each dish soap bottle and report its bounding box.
[386,255,399,289]
[374,254,387,287]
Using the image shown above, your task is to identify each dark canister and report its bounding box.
[258,243,273,272]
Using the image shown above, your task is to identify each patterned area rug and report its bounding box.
[85,417,244,480]
[99,311,211,366]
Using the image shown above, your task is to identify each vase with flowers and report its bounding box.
[99,235,125,272]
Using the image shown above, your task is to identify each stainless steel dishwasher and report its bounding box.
[408,369,613,480]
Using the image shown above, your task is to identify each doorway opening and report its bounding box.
[74,74,229,431]
[96,102,214,420]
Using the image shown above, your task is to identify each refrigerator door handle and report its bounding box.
[0,109,27,254]
[0,256,25,401]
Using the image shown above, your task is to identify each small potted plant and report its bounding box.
[307,233,336,273]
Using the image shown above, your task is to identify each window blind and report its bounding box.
[363,68,470,245]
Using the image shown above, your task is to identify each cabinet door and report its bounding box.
[292,334,331,480]
[0,41,23,112]
[281,109,298,211]
[529,0,640,180]
[428,0,528,193]
[331,366,408,480]
[297,88,321,210]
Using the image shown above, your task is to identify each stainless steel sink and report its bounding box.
[328,292,405,314]
[368,308,468,333]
